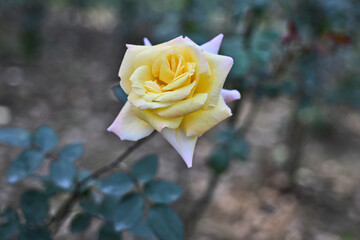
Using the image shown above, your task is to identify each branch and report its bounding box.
[49,132,155,235]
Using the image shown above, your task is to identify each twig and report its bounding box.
[49,133,155,235]
[185,174,219,238]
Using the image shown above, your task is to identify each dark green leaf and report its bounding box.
[114,194,144,231]
[34,126,58,152]
[129,218,156,239]
[112,85,128,103]
[50,158,77,189]
[70,213,91,233]
[17,226,50,240]
[216,127,236,144]
[98,223,122,240]
[99,173,134,197]
[144,180,182,204]
[0,128,31,147]
[43,183,60,198]
[58,143,83,162]
[7,149,45,183]
[230,138,250,161]
[100,195,120,221]
[208,148,230,174]
[76,170,96,192]
[131,155,158,183]
[20,190,49,225]
[0,208,20,240]
[148,205,184,240]
[80,191,102,216]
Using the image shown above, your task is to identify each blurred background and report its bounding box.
[1,0,360,239]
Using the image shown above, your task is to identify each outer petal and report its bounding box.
[160,128,197,168]
[143,37,152,46]
[119,45,149,94]
[132,107,183,132]
[155,93,208,118]
[221,89,241,103]
[181,96,232,137]
[107,102,154,141]
[196,52,233,109]
[201,34,224,54]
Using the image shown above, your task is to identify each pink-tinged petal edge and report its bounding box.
[201,34,224,54]
[143,37,152,46]
[160,128,198,168]
[107,102,154,141]
[221,89,241,103]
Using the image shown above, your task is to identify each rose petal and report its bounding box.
[196,52,233,109]
[134,45,172,69]
[221,89,241,103]
[175,44,209,75]
[128,92,172,110]
[154,81,196,103]
[132,107,183,132]
[201,34,224,54]
[160,128,197,168]
[181,96,232,137]
[119,45,149,94]
[143,37,152,46]
[155,93,208,118]
[129,65,154,96]
[107,102,154,141]
[161,71,192,91]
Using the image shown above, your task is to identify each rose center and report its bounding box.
[146,50,196,94]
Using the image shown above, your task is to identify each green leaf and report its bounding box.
[99,173,134,197]
[98,223,122,240]
[114,194,145,231]
[80,191,102,216]
[216,127,236,144]
[70,213,91,233]
[129,218,156,239]
[0,128,31,147]
[42,182,60,198]
[144,180,182,204]
[131,154,158,183]
[0,208,20,240]
[208,148,230,174]
[20,190,49,225]
[58,143,83,162]
[17,226,51,240]
[230,138,250,161]
[7,149,45,183]
[33,126,58,152]
[100,195,120,221]
[148,205,184,240]
[112,85,128,103]
[50,158,77,189]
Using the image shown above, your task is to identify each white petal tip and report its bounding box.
[221,89,241,103]
[201,34,224,54]
[143,37,152,46]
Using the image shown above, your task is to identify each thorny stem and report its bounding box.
[49,132,155,235]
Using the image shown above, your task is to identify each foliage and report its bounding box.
[0,126,184,240]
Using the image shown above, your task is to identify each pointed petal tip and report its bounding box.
[201,33,225,54]
[221,89,241,103]
[143,37,152,46]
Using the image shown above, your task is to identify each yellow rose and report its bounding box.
[108,34,240,167]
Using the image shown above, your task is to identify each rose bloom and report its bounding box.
[108,34,240,167]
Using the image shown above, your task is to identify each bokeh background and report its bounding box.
[1,0,360,239]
